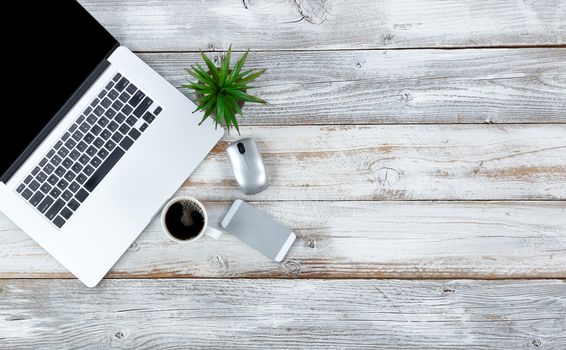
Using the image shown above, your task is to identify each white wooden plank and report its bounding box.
[1,201,564,278]
[140,48,566,124]
[0,279,564,349]
[78,0,566,51]
[186,125,566,201]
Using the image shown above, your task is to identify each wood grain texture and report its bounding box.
[1,201,564,278]
[78,0,566,51]
[1,279,564,349]
[184,125,566,201]
[140,48,566,125]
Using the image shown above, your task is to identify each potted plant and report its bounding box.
[182,46,267,134]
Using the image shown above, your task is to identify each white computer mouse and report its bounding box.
[226,138,269,195]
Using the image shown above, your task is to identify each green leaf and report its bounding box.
[225,88,267,104]
[224,94,243,116]
[238,68,266,84]
[227,50,248,85]
[186,67,214,86]
[216,95,225,126]
[200,51,219,82]
[194,94,216,113]
[219,45,232,87]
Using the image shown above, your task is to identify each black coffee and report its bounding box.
[164,201,205,240]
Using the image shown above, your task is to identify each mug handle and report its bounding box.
[204,225,224,240]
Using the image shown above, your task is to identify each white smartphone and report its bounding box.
[220,200,296,262]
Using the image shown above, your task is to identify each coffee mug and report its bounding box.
[161,196,223,242]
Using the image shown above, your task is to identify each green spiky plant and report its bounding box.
[182,46,267,134]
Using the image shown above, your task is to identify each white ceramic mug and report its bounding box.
[161,196,223,242]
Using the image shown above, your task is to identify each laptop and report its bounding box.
[0,1,223,287]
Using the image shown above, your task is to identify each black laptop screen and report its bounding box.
[2,0,117,180]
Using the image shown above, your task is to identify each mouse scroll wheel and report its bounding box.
[237,143,246,154]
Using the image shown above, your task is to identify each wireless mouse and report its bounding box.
[226,138,269,195]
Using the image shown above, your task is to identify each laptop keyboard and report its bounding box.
[15,73,163,229]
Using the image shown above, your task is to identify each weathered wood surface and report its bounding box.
[79,0,566,51]
[0,279,564,349]
[139,49,566,125]
[183,125,566,201]
[1,201,564,279]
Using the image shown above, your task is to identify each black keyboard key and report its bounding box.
[133,97,153,117]
[56,179,68,190]
[105,140,116,151]
[69,150,80,161]
[72,130,84,142]
[32,166,40,175]
[54,141,63,150]
[106,81,115,90]
[87,114,98,125]
[98,90,106,99]
[72,163,83,174]
[119,124,131,134]
[44,164,55,175]
[108,121,119,132]
[47,175,58,185]
[115,113,126,123]
[57,147,69,158]
[22,188,33,200]
[112,73,122,82]
[38,196,54,214]
[125,116,137,126]
[65,139,77,150]
[83,106,92,116]
[50,187,62,198]
[64,171,75,182]
[77,115,86,124]
[120,137,134,151]
[112,132,123,143]
[129,128,141,140]
[98,148,109,159]
[69,123,78,133]
[46,149,55,159]
[94,106,104,116]
[90,157,102,167]
[91,125,102,135]
[97,117,109,127]
[55,166,66,177]
[79,155,90,165]
[36,171,47,183]
[76,173,87,185]
[83,165,95,176]
[93,137,105,148]
[126,83,137,95]
[139,123,148,132]
[46,199,65,220]
[68,199,80,211]
[143,112,155,124]
[101,97,112,108]
[61,132,70,142]
[86,146,97,157]
[75,189,89,203]
[84,133,95,144]
[39,158,48,167]
[79,123,90,133]
[119,92,130,103]
[128,90,145,107]
[29,180,40,191]
[53,216,66,229]
[108,89,119,99]
[50,155,62,166]
[69,182,80,193]
[105,108,116,119]
[112,100,123,111]
[77,141,87,152]
[115,77,129,91]
[62,190,73,201]
[90,98,100,108]
[24,175,33,184]
[121,104,133,115]
[154,106,162,115]
[60,207,73,220]
[16,183,25,193]
[30,192,44,207]
[84,148,125,192]
[62,158,73,169]
[101,129,112,140]
[40,183,52,194]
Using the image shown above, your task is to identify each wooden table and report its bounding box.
[1,1,565,348]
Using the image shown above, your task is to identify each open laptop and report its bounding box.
[0,1,223,287]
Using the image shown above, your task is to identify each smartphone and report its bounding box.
[220,200,296,262]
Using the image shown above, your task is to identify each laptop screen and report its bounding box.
[2,0,117,181]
